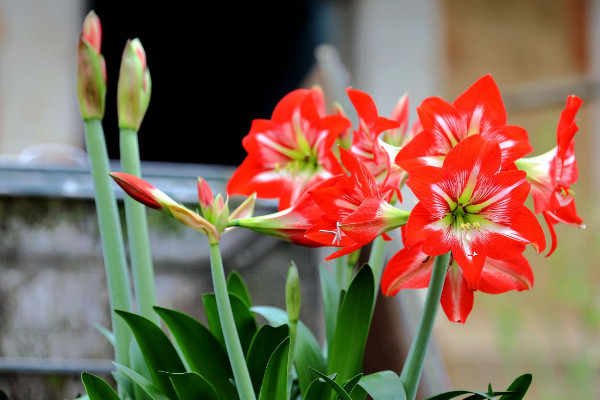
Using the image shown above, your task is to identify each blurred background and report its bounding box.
[0,0,598,399]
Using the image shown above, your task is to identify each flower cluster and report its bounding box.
[114,74,584,323]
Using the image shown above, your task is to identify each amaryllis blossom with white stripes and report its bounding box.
[226,86,351,211]
[403,134,545,290]
[516,95,585,256]
[395,74,532,173]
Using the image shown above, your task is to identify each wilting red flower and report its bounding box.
[305,147,409,260]
[381,229,534,323]
[403,135,545,290]
[516,95,585,256]
[395,74,532,172]
[346,88,405,202]
[227,86,351,210]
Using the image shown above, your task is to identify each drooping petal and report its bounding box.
[440,262,474,323]
[478,255,534,294]
[381,246,434,295]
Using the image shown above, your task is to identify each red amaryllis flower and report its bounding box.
[516,95,585,256]
[395,74,532,172]
[305,147,409,260]
[404,134,545,290]
[227,86,351,210]
[346,88,405,202]
[381,230,534,323]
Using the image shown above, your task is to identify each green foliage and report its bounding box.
[258,337,291,400]
[358,370,406,400]
[81,372,120,400]
[423,373,532,400]
[79,264,410,400]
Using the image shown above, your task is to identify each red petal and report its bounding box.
[450,239,486,290]
[405,166,453,219]
[270,89,311,122]
[452,74,507,126]
[481,125,533,168]
[405,203,448,250]
[395,130,447,171]
[347,88,379,126]
[478,255,533,294]
[442,134,502,178]
[440,263,474,323]
[381,246,433,295]
[556,95,583,159]
[417,97,464,142]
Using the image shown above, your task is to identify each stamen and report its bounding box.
[319,221,343,245]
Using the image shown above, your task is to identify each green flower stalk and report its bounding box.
[117,38,158,324]
[110,173,258,399]
[76,10,133,374]
[400,251,451,400]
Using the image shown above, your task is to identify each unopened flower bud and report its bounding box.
[117,38,151,130]
[76,10,106,120]
[286,262,301,322]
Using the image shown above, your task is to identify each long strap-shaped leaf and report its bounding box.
[115,310,185,399]
[258,337,290,400]
[81,372,121,400]
[154,306,238,399]
[326,264,374,386]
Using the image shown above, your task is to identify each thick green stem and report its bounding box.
[119,128,159,324]
[209,243,256,400]
[400,251,451,400]
[83,119,132,368]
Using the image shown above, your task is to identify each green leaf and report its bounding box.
[342,373,364,395]
[358,370,406,400]
[153,306,238,400]
[326,264,375,384]
[227,270,253,308]
[130,338,153,400]
[111,371,133,400]
[499,374,532,400]
[115,310,185,399]
[259,337,290,400]
[424,390,499,400]
[303,377,328,400]
[81,372,121,400]
[309,368,353,400]
[203,292,258,355]
[246,324,289,396]
[319,264,341,357]
[251,306,326,396]
[167,371,219,400]
[113,362,170,400]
